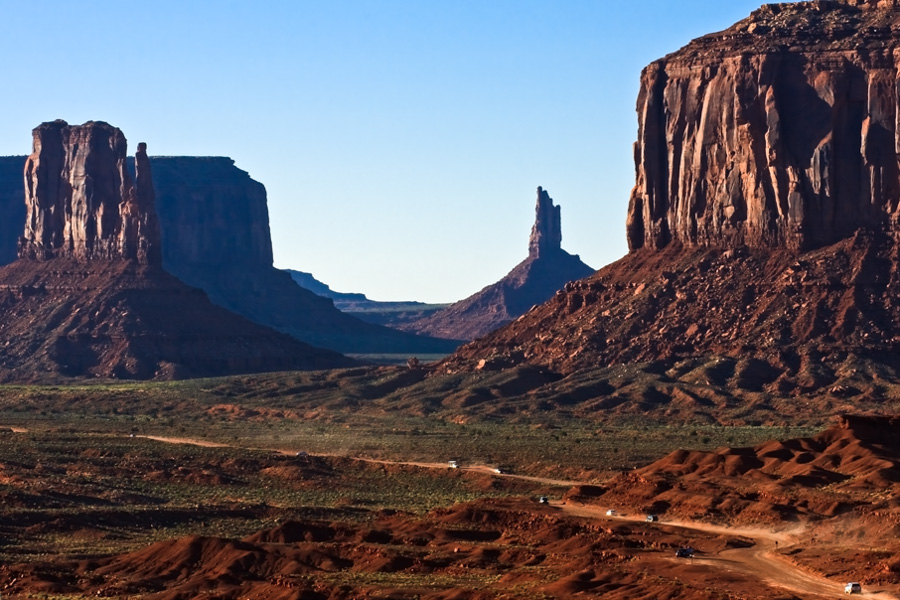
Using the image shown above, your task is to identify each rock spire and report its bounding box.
[528,186,562,259]
[19,120,161,265]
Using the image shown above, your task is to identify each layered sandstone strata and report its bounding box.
[440,1,900,393]
[627,0,900,252]
[19,121,160,264]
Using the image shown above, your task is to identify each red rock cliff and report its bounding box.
[627,0,900,253]
[19,120,160,264]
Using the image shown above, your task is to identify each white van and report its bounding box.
[845,582,861,594]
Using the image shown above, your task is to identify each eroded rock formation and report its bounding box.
[0,121,353,381]
[146,157,460,354]
[19,121,160,264]
[440,1,900,396]
[401,187,593,340]
[528,187,562,259]
[0,155,460,355]
[627,0,900,252]
[0,157,25,266]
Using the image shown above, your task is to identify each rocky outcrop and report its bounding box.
[0,121,353,381]
[149,157,272,273]
[627,0,900,253]
[19,121,161,264]
[440,1,900,396]
[0,156,461,355]
[401,187,594,340]
[146,157,460,355]
[0,157,25,266]
[528,187,562,259]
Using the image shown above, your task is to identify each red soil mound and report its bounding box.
[577,415,900,526]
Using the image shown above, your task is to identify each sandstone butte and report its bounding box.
[0,120,352,381]
[442,0,900,396]
[0,153,460,356]
[399,187,594,341]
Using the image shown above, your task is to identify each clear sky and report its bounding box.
[0,0,763,303]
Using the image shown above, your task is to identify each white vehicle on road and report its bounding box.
[844,582,861,594]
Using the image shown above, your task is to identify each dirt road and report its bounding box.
[137,435,580,486]
[561,504,894,599]
[136,433,896,599]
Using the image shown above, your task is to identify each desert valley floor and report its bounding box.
[0,369,896,600]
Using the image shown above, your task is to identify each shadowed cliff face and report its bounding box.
[528,186,562,259]
[149,157,273,271]
[0,157,25,266]
[627,0,900,253]
[19,121,160,264]
[143,157,460,354]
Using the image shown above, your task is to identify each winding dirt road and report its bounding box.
[560,504,895,599]
[137,434,897,599]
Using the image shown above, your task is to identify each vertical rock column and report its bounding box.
[528,186,562,259]
[18,120,161,265]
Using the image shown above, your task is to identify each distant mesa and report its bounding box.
[0,120,352,381]
[398,187,594,341]
[0,151,460,357]
[442,0,900,396]
[285,269,450,329]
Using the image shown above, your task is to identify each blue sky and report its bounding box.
[0,1,763,302]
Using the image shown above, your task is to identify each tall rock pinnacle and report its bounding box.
[19,120,161,265]
[402,186,593,340]
[528,186,562,259]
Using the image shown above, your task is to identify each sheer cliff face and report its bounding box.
[19,121,160,264]
[627,0,900,253]
[528,187,562,259]
[149,157,274,271]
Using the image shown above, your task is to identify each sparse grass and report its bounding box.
[0,367,828,571]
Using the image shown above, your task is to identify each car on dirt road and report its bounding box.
[606,509,617,516]
[844,582,862,594]
[675,547,694,558]
[646,514,658,522]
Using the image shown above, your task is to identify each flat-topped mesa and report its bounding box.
[626,0,900,254]
[19,120,161,265]
[528,186,562,259]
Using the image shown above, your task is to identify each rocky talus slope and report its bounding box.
[0,121,351,381]
[401,187,594,340]
[442,1,900,395]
